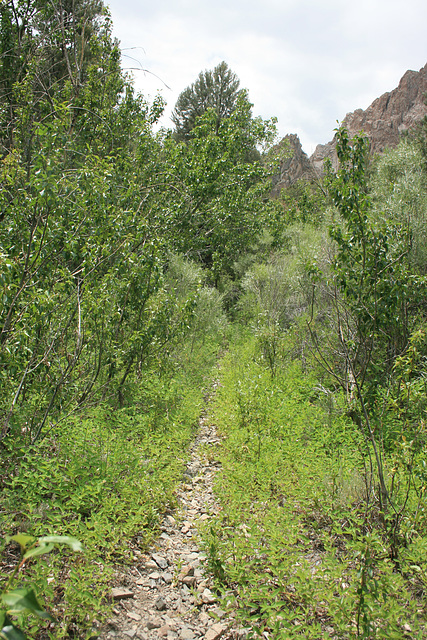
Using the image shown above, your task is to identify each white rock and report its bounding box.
[152,554,168,569]
[204,624,225,640]
[146,617,162,629]
[126,612,141,621]
[201,588,216,604]
[111,588,133,600]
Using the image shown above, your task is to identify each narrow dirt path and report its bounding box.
[99,384,245,640]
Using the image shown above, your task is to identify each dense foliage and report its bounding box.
[0,1,275,448]
[1,1,427,638]
[0,1,276,637]
[203,332,427,638]
[199,124,427,638]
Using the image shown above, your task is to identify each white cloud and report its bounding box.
[106,0,427,154]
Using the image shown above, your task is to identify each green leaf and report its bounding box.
[1,589,53,620]
[0,612,26,640]
[6,535,35,552]
[37,536,83,552]
[23,542,54,559]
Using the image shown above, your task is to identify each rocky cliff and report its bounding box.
[273,62,427,192]
[270,134,315,196]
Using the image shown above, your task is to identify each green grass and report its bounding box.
[3,323,427,639]
[201,332,427,639]
[0,337,222,639]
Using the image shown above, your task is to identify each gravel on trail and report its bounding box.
[99,390,249,640]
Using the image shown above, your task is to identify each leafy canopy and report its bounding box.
[164,96,277,280]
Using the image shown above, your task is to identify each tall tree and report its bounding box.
[164,97,277,281]
[0,0,182,441]
[171,61,245,141]
[0,0,110,154]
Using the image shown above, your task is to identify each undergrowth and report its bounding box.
[0,337,222,639]
[202,330,427,639]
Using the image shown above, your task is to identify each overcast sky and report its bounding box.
[106,0,427,155]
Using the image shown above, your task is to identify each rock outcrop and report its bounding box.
[273,62,427,191]
[270,134,315,196]
[311,62,427,173]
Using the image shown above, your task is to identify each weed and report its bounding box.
[0,334,223,638]
[202,333,427,638]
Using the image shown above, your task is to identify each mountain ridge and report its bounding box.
[273,62,427,191]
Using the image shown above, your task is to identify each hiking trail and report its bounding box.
[99,383,246,640]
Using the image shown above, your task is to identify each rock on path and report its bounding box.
[99,387,247,640]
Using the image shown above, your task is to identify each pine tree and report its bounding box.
[171,61,246,141]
